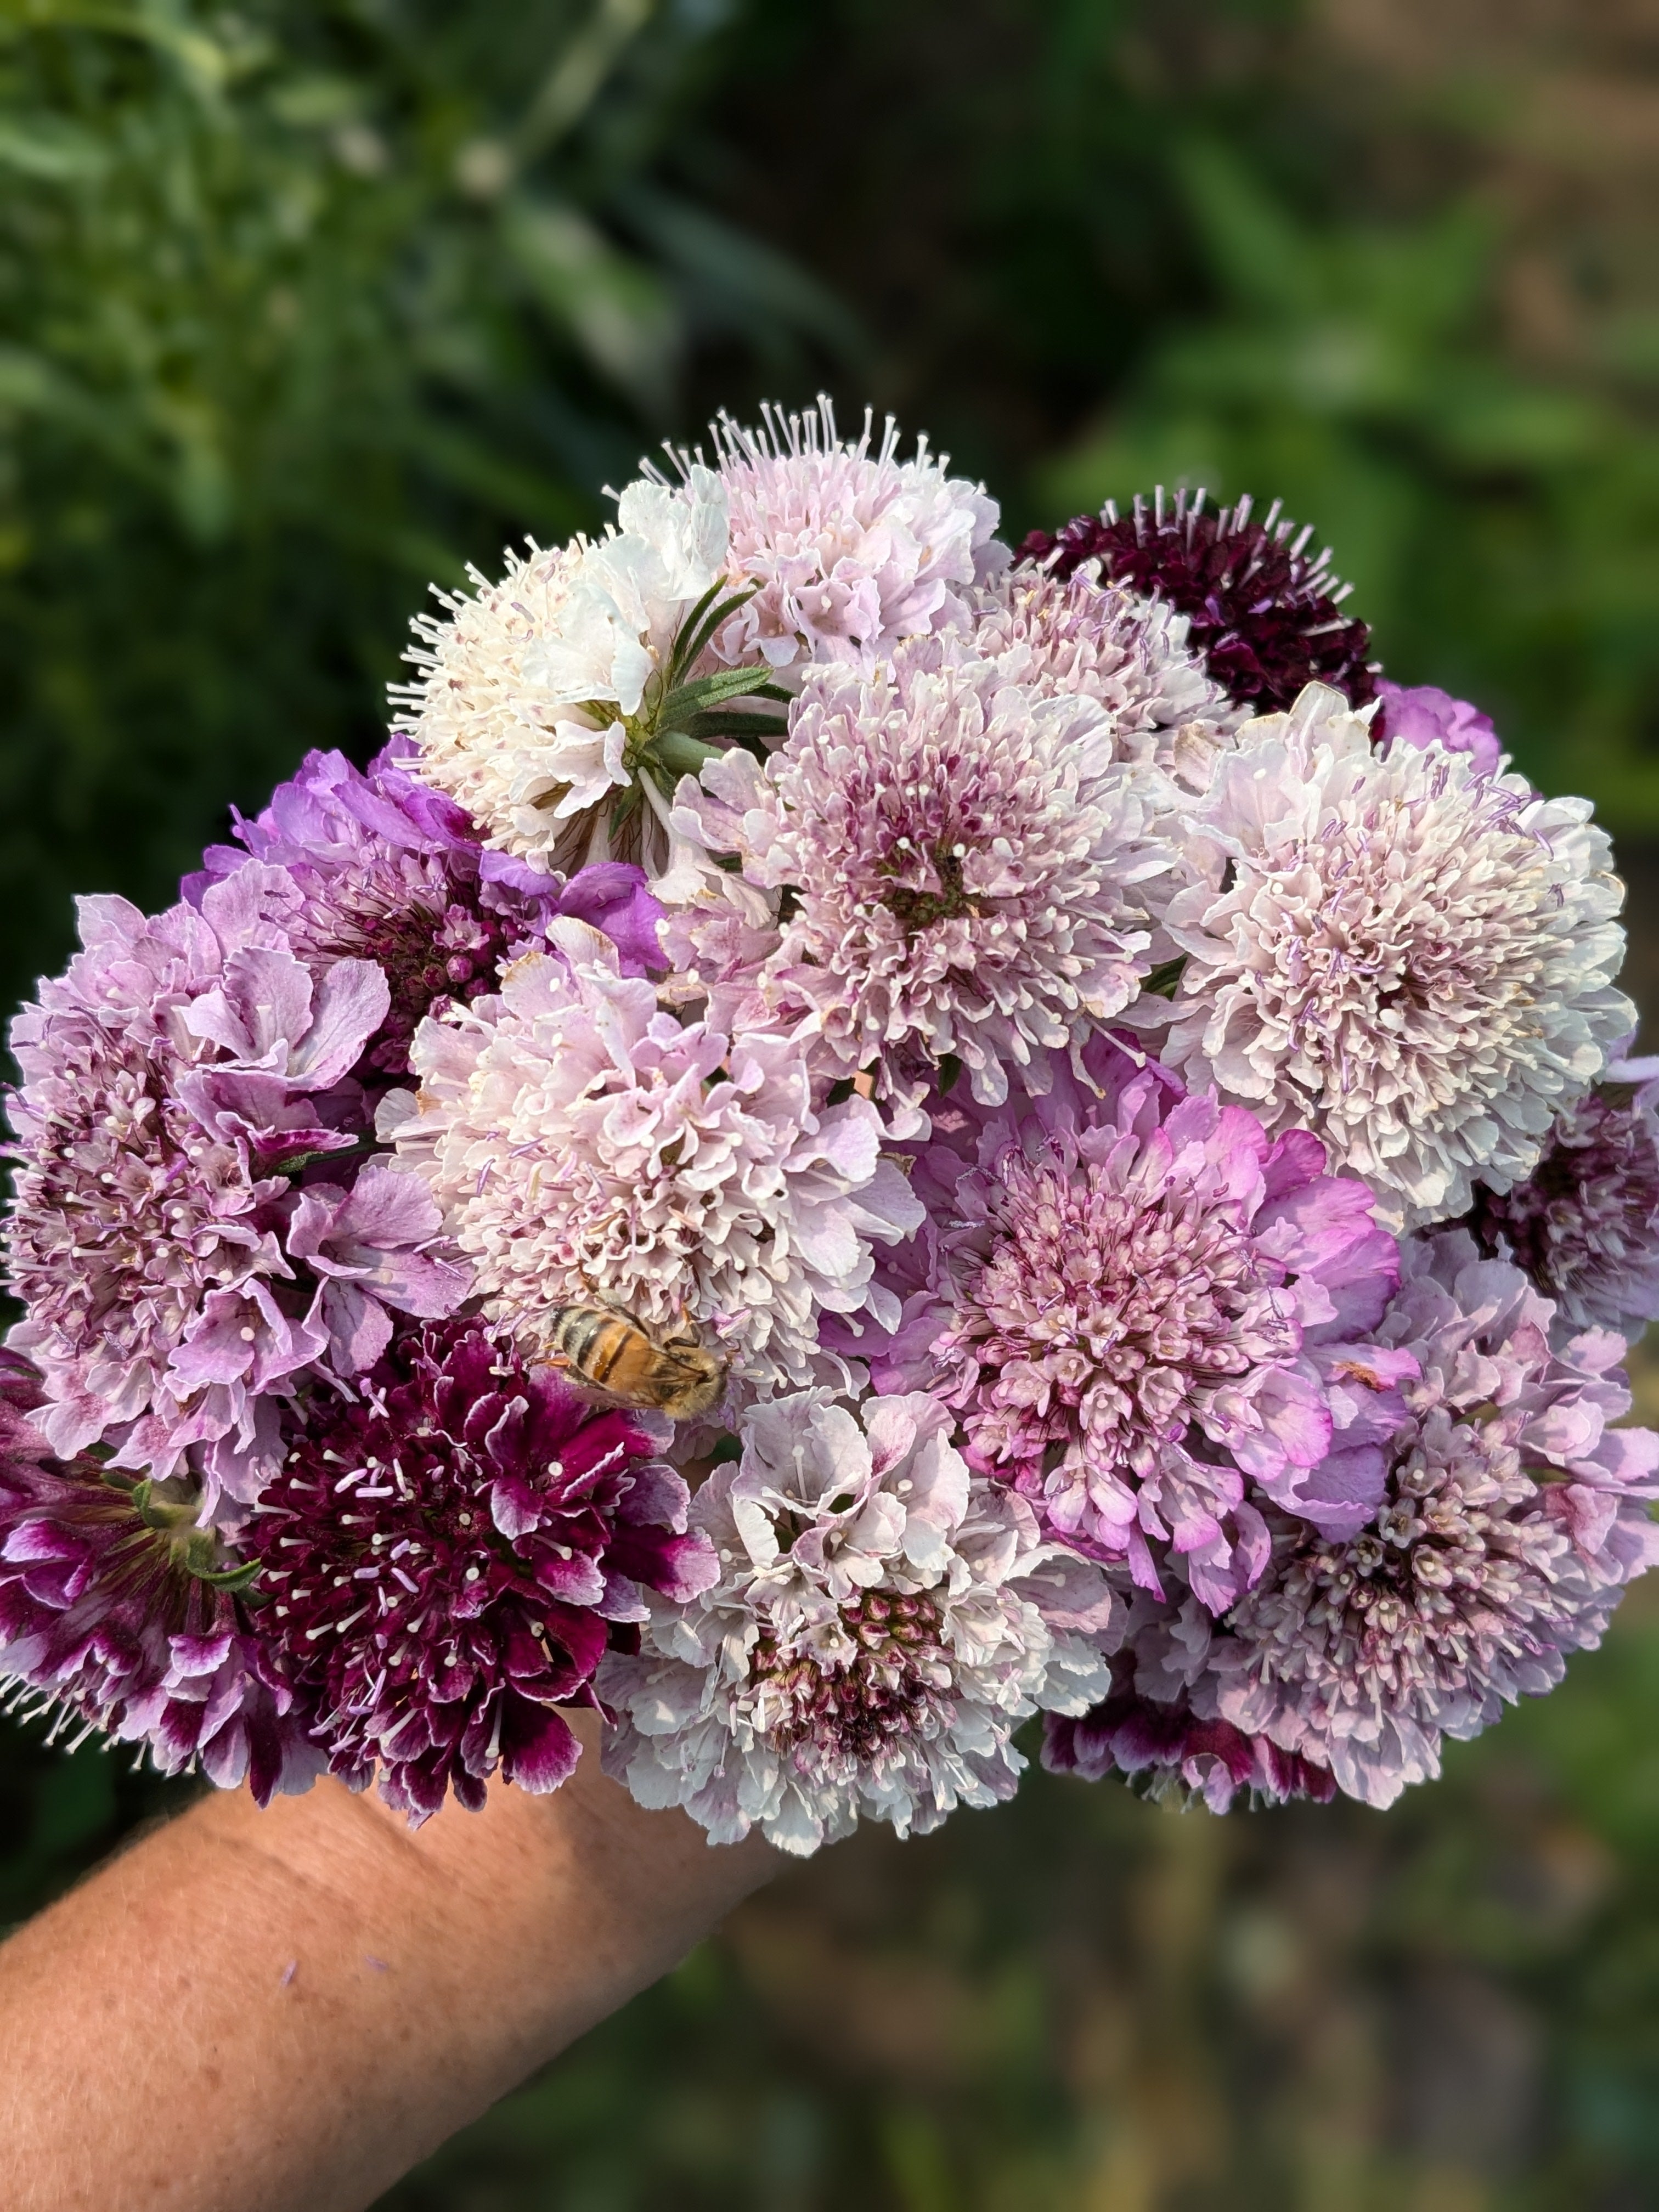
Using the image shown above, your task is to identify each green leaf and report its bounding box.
[936,1052,964,1096]
[685,708,789,743]
[1142,957,1187,1001]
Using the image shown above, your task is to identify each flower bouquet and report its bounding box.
[4,400,1656,1854]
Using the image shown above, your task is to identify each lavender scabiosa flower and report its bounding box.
[1143,683,1632,1229]
[1469,1046,1659,1343]
[386,921,923,1397]
[1213,1231,1659,1807]
[597,1390,1116,1854]
[969,563,1242,790]
[4,873,390,1473]
[697,397,1007,672]
[194,744,664,1078]
[1375,680,1503,777]
[670,635,1178,1122]
[865,1043,1406,1613]
[0,1351,318,1800]
[1021,487,1376,714]
[246,1318,714,1825]
[391,473,738,878]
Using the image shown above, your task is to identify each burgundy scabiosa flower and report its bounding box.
[1020,487,1376,714]
[1375,680,1502,777]
[246,1318,715,1823]
[865,1042,1407,1613]
[0,1351,316,1799]
[1212,1231,1659,1806]
[1469,1049,1659,1343]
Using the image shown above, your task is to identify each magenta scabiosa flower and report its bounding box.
[1020,487,1376,714]
[865,1043,1406,1613]
[597,1389,1115,1854]
[0,1352,317,1799]
[1144,684,1632,1229]
[246,1318,714,1824]
[671,634,1177,1122]
[1375,680,1503,777]
[1212,1231,1659,1807]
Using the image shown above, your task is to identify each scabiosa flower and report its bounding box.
[391,472,733,878]
[1144,683,1632,1229]
[1212,1231,1659,1807]
[670,634,1177,1121]
[0,1352,317,1799]
[597,1390,1116,1854]
[4,874,391,1472]
[246,1318,714,1824]
[386,922,923,1397]
[193,744,664,1079]
[1469,1047,1659,1342]
[1375,680,1503,777]
[698,396,1008,672]
[1022,487,1376,714]
[969,562,1242,789]
[1043,1673,1336,1812]
[865,1043,1406,1613]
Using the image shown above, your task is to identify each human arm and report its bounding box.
[0,1712,775,2212]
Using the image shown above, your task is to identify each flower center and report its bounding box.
[748,1589,949,1767]
[879,838,984,936]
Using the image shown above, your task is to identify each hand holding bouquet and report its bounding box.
[5,400,1655,1853]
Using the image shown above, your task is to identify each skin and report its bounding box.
[0,1712,776,2212]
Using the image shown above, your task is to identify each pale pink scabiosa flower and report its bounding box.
[969,562,1242,791]
[671,634,1177,1122]
[597,1390,1116,1855]
[386,921,923,1396]
[246,1319,713,1824]
[865,1043,1406,1613]
[1144,683,1632,1229]
[0,1351,318,1800]
[1469,1047,1659,1344]
[391,473,733,877]
[1213,1231,1659,1807]
[702,397,1007,672]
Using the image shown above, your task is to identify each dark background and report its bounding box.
[3,3,1659,2205]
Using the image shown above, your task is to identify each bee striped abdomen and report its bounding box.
[544,1304,729,1420]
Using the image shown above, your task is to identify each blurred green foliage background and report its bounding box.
[3,0,1659,2205]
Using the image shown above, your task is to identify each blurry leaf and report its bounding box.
[0,112,108,178]
[501,193,681,407]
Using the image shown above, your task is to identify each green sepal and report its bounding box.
[659,662,784,726]
[665,582,758,689]
[1142,956,1187,1000]
[195,1558,263,1594]
[650,728,729,780]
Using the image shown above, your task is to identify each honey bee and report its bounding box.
[544,1303,729,1420]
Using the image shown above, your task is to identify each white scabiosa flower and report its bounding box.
[1143,683,1632,1229]
[391,472,735,877]
[596,1390,1117,1854]
[383,921,923,1398]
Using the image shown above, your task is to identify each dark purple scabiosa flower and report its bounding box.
[1469,1050,1659,1344]
[246,1318,716,1824]
[0,1351,317,1799]
[862,1041,1407,1615]
[193,744,665,1079]
[1020,488,1376,714]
